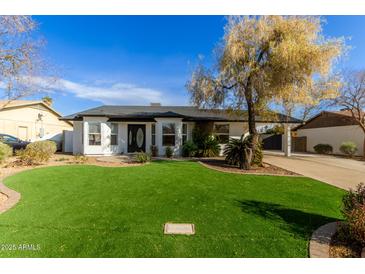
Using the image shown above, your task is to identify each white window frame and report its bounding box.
[151,123,156,146]
[162,123,176,146]
[213,123,230,144]
[182,123,188,145]
[110,123,118,146]
[88,122,101,146]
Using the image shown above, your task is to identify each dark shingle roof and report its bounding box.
[61,105,302,123]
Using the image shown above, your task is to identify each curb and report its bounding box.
[0,182,21,214]
[309,222,338,258]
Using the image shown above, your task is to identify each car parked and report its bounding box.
[37,133,63,151]
[0,133,30,152]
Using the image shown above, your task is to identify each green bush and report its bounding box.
[16,140,57,165]
[340,141,357,157]
[134,152,151,163]
[192,127,221,157]
[182,140,198,157]
[0,142,12,163]
[224,134,262,169]
[342,183,365,246]
[192,126,207,149]
[73,154,88,164]
[313,144,333,154]
[342,183,365,217]
[150,145,158,157]
[165,146,173,158]
[224,135,250,169]
[200,135,220,157]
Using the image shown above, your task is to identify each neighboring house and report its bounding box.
[61,103,301,156]
[0,100,73,142]
[295,110,364,156]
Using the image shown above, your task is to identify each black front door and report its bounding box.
[128,124,146,152]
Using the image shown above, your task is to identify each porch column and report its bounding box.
[82,120,88,155]
[283,124,292,157]
[175,120,183,155]
[155,120,163,156]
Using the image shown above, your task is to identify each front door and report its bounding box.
[128,124,146,152]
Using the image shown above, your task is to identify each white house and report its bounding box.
[60,104,301,156]
[295,110,364,156]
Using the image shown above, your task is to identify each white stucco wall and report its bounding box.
[71,118,291,156]
[297,125,364,156]
[155,118,183,156]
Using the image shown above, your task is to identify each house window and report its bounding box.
[182,123,187,145]
[111,123,118,145]
[162,123,175,146]
[151,123,156,146]
[88,122,101,146]
[214,124,229,144]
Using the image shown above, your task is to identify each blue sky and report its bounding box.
[29,16,365,116]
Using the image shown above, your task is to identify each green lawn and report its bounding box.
[0,161,344,257]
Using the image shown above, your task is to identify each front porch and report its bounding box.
[72,117,194,156]
[67,117,295,158]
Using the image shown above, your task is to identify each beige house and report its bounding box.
[295,110,364,156]
[0,100,73,141]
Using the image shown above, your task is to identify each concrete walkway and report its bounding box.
[264,151,365,190]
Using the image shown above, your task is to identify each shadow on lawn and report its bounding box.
[237,200,339,240]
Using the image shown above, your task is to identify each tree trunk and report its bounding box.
[245,91,259,170]
[363,135,365,160]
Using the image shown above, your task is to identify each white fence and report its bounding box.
[63,130,73,153]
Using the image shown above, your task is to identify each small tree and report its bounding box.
[42,96,53,106]
[187,16,344,169]
[334,70,365,157]
[0,16,55,108]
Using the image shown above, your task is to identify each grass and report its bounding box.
[0,161,345,257]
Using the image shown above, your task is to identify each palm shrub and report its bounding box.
[200,135,220,157]
[0,142,12,163]
[182,140,198,157]
[192,127,220,157]
[224,135,253,169]
[192,126,207,149]
[340,141,357,157]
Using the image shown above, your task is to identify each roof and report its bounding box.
[61,105,302,123]
[294,110,362,130]
[0,100,44,109]
[0,100,73,126]
[331,109,365,118]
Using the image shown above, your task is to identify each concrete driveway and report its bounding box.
[264,151,365,190]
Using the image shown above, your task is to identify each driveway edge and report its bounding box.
[309,221,338,258]
[0,182,21,214]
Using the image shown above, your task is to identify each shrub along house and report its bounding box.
[60,103,301,156]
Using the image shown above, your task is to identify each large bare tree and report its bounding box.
[334,70,365,157]
[187,16,344,169]
[0,16,53,108]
